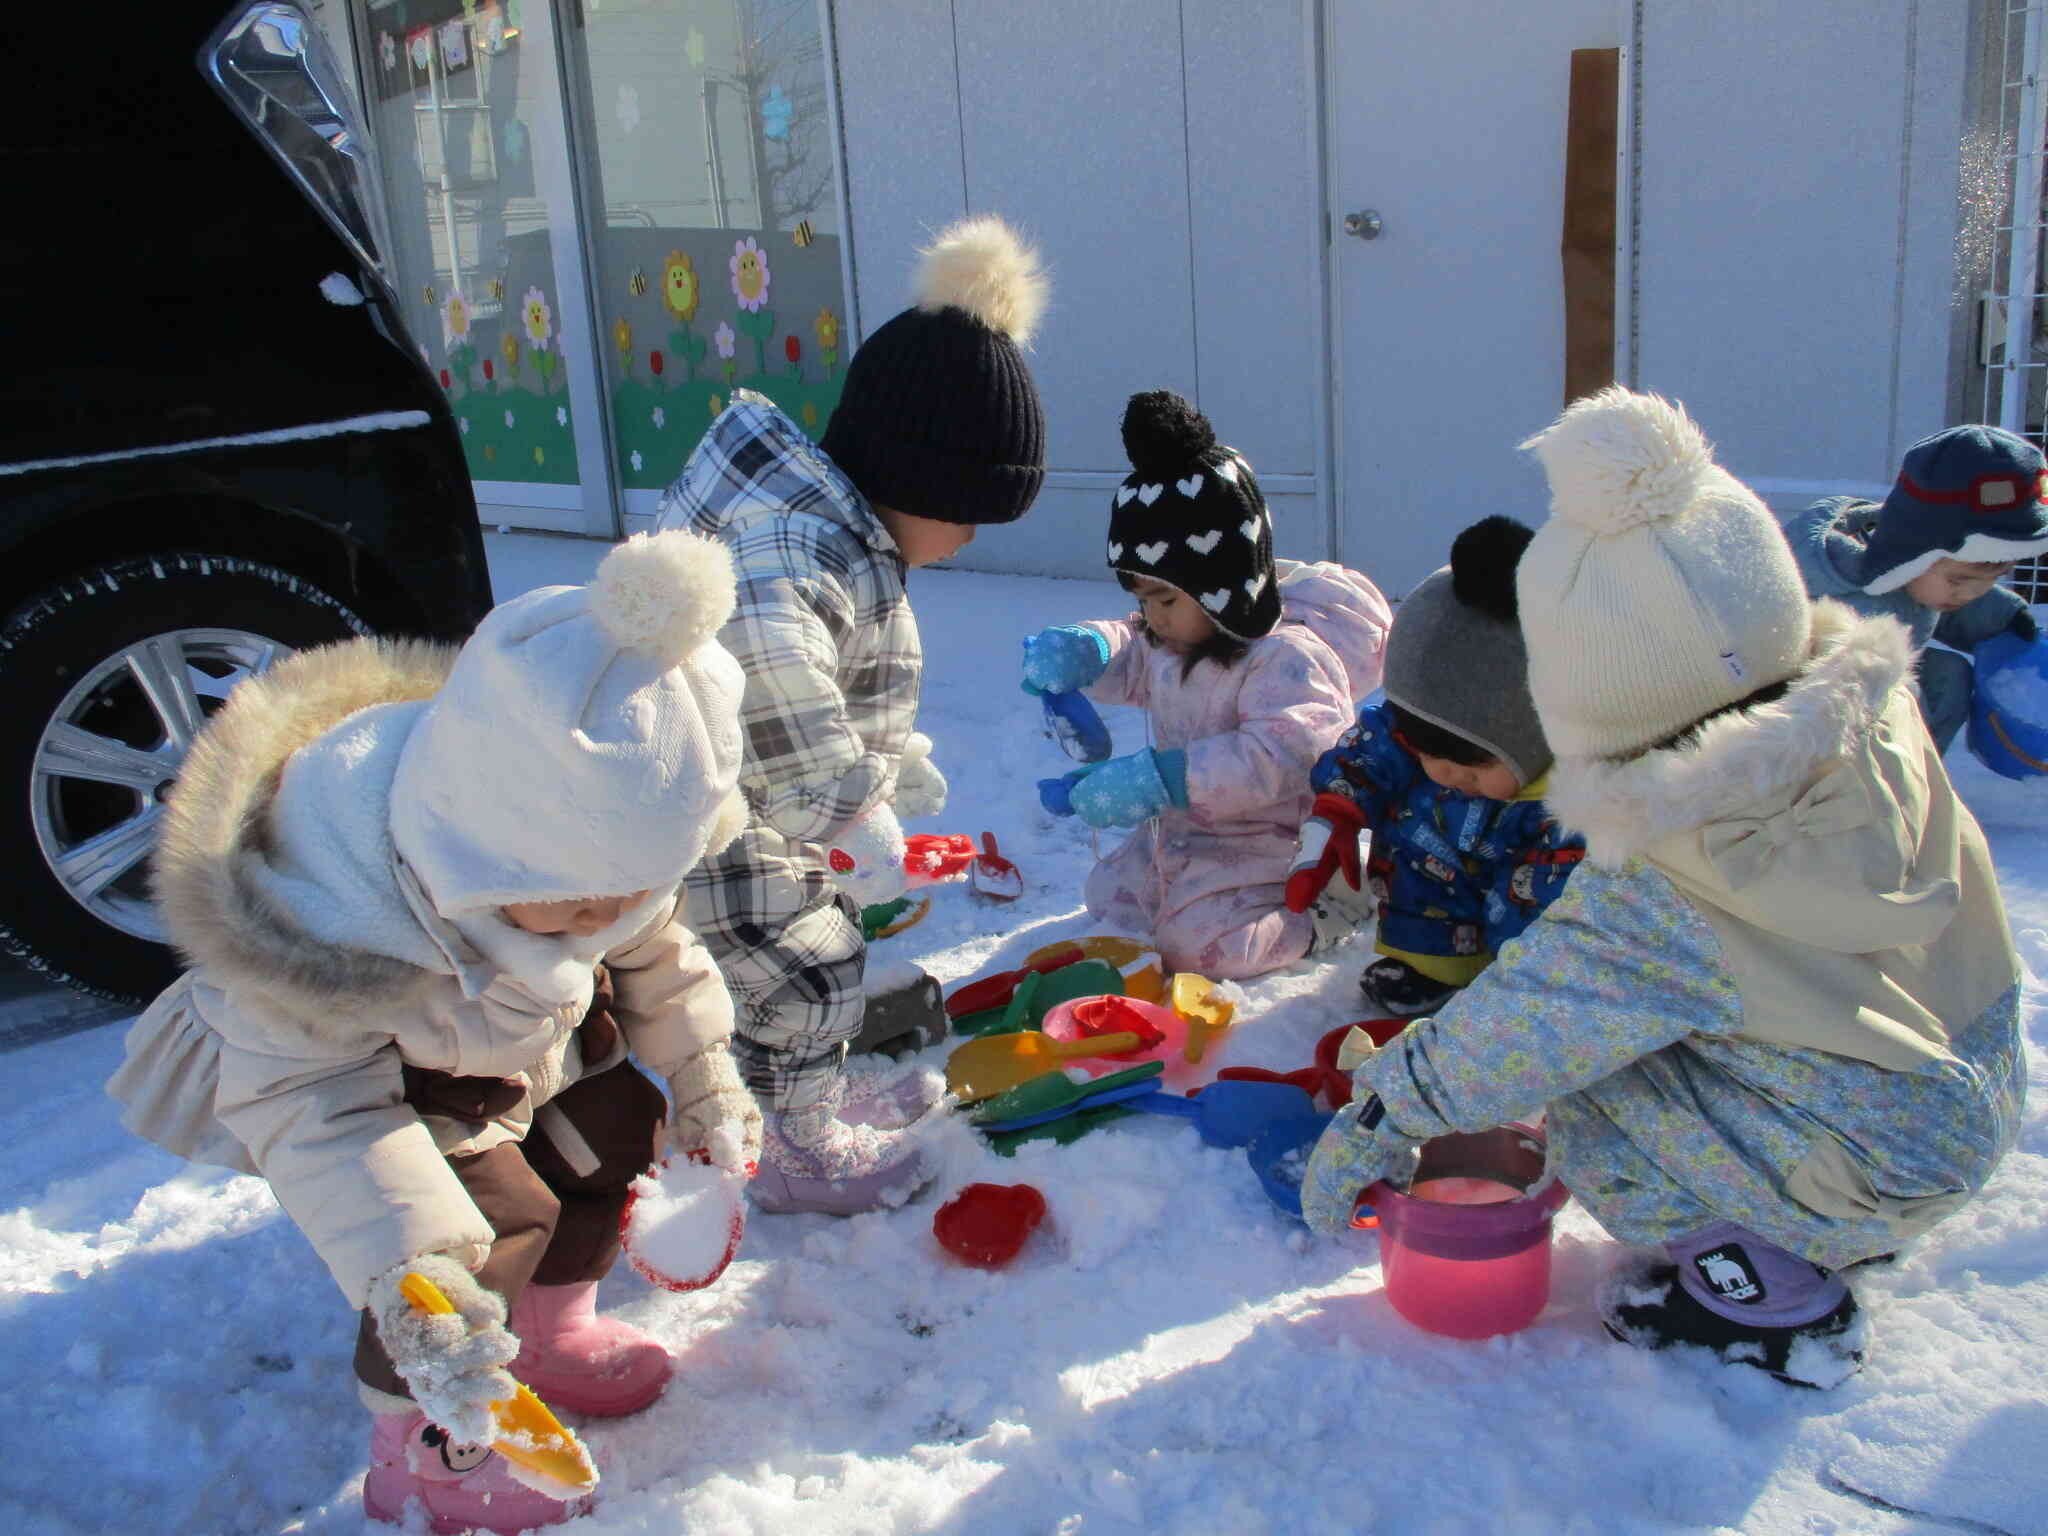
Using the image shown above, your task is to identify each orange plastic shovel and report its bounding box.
[400,1272,599,1498]
[944,1027,1144,1104]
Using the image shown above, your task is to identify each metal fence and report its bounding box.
[1982,1,2048,602]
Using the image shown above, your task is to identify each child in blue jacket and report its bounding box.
[1285,516,1582,1015]
[1782,424,2048,754]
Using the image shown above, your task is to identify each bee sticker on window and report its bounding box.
[792,220,814,248]
[628,268,648,297]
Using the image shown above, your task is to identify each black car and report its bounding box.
[0,3,493,1003]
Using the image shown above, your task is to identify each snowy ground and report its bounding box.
[3,530,2045,1536]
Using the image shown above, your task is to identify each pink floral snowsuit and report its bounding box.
[1079,561,1390,979]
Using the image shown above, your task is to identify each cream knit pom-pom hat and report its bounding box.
[390,529,749,914]
[1516,387,1812,758]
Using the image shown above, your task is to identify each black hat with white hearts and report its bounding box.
[1106,390,1281,640]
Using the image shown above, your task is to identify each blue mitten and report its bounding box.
[1299,1094,1422,1237]
[1067,748,1187,829]
[1021,626,1111,694]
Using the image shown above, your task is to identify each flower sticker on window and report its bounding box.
[522,287,554,350]
[379,32,397,71]
[730,237,770,313]
[653,406,667,430]
[630,450,643,472]
[815,306,840,380]
[663,251,700,323]
[556,406,568,426]
[714,321,737,387]
[613,315,633,365]
[444,291,471,345]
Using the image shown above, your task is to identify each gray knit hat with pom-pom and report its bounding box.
[1382,516,1551,785]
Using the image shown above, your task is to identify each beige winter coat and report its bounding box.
[107,639,737,1308]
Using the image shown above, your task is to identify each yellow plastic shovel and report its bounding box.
[944,1028,1144,1104]
[400,1272,599,1498]
[1171,973,1236,1064]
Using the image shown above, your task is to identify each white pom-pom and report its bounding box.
[913,215,1048,345]
[590,530,736,666]
[1519,386,1718,534]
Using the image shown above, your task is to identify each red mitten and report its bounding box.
[1283,793,1367,913]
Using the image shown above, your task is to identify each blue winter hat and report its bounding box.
[1861,424,2048,593]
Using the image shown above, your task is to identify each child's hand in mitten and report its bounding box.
[1283,792,1368,912]
[665,1043,763,1170]
[1068,748,1187,829]
[893,732,948,819]
[826,803,909,906]
[2010,606,2040,643]
[1299,1095,1422,1238]
[1021,625,1110,694]
[366,1252,521,1444]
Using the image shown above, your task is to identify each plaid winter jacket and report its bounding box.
[655,390,921,850]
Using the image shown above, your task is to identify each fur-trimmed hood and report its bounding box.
[153,637,458,1010]
[1549,600,1908,863]
[1547,600,1973,955]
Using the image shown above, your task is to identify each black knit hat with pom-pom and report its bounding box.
[1106,389,1280,640]
[1382,515,1551,785]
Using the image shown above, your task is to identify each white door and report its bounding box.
[1328,1,1622,597]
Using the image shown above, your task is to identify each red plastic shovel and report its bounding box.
[968,831,1025,901]
[943,944,1085,1019]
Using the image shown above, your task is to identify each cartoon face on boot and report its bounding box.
[419,1420,494,1474]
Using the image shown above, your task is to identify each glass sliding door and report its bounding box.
[351,0,615,533]
[559,0,851,518]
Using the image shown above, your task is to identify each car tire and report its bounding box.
[0,553,370,1004]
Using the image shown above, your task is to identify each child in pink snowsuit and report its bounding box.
[1023,391,1390,979]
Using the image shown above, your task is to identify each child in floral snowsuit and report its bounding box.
[1302,389,2025,1390]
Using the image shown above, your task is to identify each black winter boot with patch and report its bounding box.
[1598,1230,1868,1389]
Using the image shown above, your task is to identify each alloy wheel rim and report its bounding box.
[30,627,286,942]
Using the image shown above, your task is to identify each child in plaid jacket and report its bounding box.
[655,215,1049,1215]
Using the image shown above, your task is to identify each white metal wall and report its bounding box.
[831,0,1325,580]
[1632,0,1970,510]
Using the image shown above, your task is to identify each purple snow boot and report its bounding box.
[749,1098,935,1216]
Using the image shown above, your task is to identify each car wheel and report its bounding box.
[0,553,370,1004]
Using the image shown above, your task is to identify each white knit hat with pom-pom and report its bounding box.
[390,530,750,914]
[1516,387,1812,758]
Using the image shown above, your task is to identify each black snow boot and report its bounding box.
[1598,1256,1867,1389]
[852,969,948,1059]
[1357,958,1459,1018]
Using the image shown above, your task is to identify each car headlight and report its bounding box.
[201,2,393,282]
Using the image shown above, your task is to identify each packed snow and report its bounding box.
[1,530,2044,1536]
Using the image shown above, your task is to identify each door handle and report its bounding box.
[1342,209,1384,240]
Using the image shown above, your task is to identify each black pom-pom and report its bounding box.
[1120,390,1216,476]
[1449,515,1534,624]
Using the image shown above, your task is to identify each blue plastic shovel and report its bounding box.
[1120,1080,1320,1148]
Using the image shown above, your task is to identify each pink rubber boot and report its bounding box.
[508,1281,672,1417]
[362,1411,588,1533]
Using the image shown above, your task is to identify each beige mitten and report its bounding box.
[366,1251,520,1443]
[893,732,948,819]
[666,1042,764,1169]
